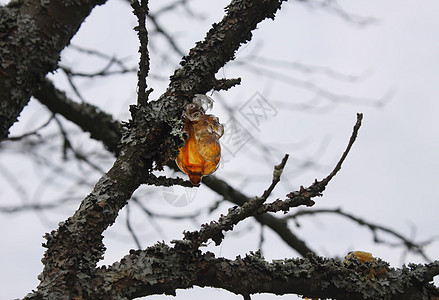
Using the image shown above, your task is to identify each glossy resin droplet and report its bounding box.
[176,101,224,185]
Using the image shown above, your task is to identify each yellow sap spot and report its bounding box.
[344,251,375,264]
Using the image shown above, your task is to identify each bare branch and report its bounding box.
[25,1,289,298]
[147,13,186,57]
[0,0,107,140]
[143,173,196,188]
[6,116,54,141]
[0,196,80,213]
[261,113,362,213]
[213,77,242,91]
[298,0,378,27]
[234,61,393,109]
[126,202,142,249]
[321,113,363,184]
[32,82,317,256]
[131,197,169,240]
[203,174,316,257]
[91,243,439,299]
[59,62,136,78]
[34,78,122,154]
[131,0,152,106]
[183,154,289,246]
[241,55,373,82]
[288,207,434,261]
[63,45,136,77]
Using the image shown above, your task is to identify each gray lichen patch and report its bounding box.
[94,245,439,299]
[0,0,107,139]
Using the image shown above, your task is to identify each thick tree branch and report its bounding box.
[31,145,149,299]
[151,0,286,117]
[31,85,433,262]
[34,78,122,153]
[91,243,439,299]
[0,0,106,140]
[34,80,316,256]
[25,1,288,298]
[183,155,289,246]
[15,0,437,298]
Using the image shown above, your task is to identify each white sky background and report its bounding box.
[1,0,439,299]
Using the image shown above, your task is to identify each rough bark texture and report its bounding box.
[34,78,121,153]
[93,246,439,300]
[34,78,317,257]
[24,0,294,299]
[32,31,439,300]
[6,0,439,299]
[0,0,106,140]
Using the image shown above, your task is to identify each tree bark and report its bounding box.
[24,0,289,298]
[12,0,439,299]
[0,0,106,140]
[91,247,439,300]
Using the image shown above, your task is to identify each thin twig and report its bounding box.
[143,174,195,187]
[132,197,201,220]
[241,55,372,82]
[235,62,392,108]
[261,154,289,199]
[301,0,378,26]
[131,197,168,240]
[126,202,142,249]
[7,115,54,141]
[288,208,433,261]
[0,196,82,213]
[53,116,107,173]
[182,155,289,246]
[60,69,88,103]
[59,63,136,78]
[131,0,151,105]
[261,113,363,214]
[321,113,363,184]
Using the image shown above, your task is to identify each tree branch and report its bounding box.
[182,114,360,249]
[202,174,316,256]
[261,113,362,214]
[90,243,439,299]
[0,0,107,140]
[16,0,438,298]
[131,0,151,106]
[183,154,289,247]
[288,207,433,261]
[34,78,122,154]
[25,0,289,298]
[33,79,315,257]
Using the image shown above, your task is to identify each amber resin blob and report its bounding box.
[176,95,224,185]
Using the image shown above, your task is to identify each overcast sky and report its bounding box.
[1,0,438,299]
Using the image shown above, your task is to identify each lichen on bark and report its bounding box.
[19,0,439,299]
[0,0,107,140]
